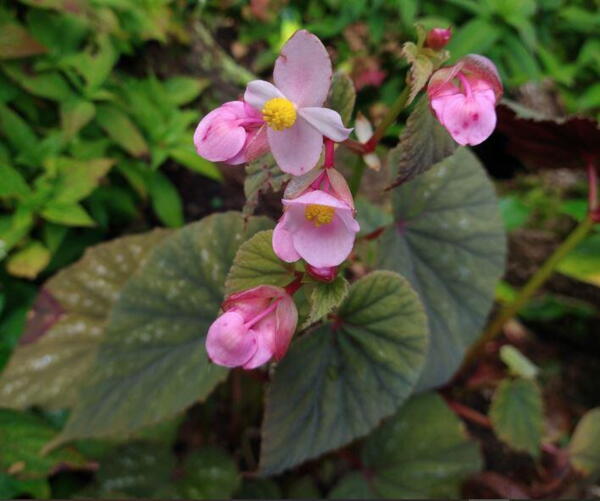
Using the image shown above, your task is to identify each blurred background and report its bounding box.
[0,0,599,498]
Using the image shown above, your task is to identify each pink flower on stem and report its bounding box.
[194,101,267,165]
[244,30,352,176]
[426,27,452,50]
[427,54,503,146]
[273,170,360,268]
[206,285,298,369]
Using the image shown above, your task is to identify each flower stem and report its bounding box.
[463,214,595,369]
[366,85,410,150]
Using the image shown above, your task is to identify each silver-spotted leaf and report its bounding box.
[259,271,428,475]
[225,230,295,294]
[52,212,271,443]
[0,229,170,410]
[489,377,543,457]
[387,96,457,187]
[362,392,482,497]
[243,154,289,216]
[178,447,240,499]
[378,147,506,390]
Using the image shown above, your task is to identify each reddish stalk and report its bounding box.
[324,138,335,168]
[444,398,492,428]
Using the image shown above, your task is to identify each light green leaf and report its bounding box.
[178,447,240,499]
[499,345,538,379]
[225,230,295,294]
[0,164,30,198]
[0,409,86,479]
[51,212,271,443]
[243,154,289,216]
[355,197,393,237]
[0,230,169,410]
[326,72,356,125]
[489,378,543,457]
[0,104,38,162]
[362,392,482,497]
[169,146,223,182]
[46,157,113,205]
[387,96,457,187]
[95,104,149,158]
[6,241,50,279]
[41,202,95,227]
[164,76,210,106]
[0,21,46,59]
[60,99,96,140]
[378,148,506,390]
[2,63,73,101]
[557,233,600,287]
[304,275,349,328]
[148,170,184,228]
[569,408,600,477]
[259,271,428,475]
[446,18,501,60]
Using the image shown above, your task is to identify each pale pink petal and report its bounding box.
[282,189,350,211]
[241,125,269,163]
[268,117,322,175]
[298,107,352,142]
[206,311,257,367]
[224,285,282,318]
[273,214,301,262]
[325,169,354,209]
[432,90,497,146]
[292,216,356,268]
[243,326,275,369]
[194,108,246,162]
[461,54,503,99]
[274,30,332,107]
[336,208,360,233]
[244,80,285,111]
[354,112,373,143]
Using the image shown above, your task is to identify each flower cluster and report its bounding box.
[194,28,502,370]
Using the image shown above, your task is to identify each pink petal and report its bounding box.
[205,311,257,367]
[243,327,275,369]
[273,214,301,262]
[241,124,269,163]
[298,107,352,142]
[274,30,332,107]
[282,189,350,212]
[193,108,246,163]
[291,216,356,268]
[431,90,497,146]
[325,169,355,209]
[461,54,503,99]
[244,80,284,111]
[267,117,322,175]
[272,295,298,360]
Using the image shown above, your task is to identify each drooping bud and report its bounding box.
[426,27,452,50]
[194,101,267,165]
[306,264,338,282]
[205,285,297,369]
[427,54,503,146]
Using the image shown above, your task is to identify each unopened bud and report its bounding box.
[426,27,452,50]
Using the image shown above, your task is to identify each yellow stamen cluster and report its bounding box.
[305,204,335,227]
[262,97,297,131]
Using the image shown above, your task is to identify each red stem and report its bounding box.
[324,138,335,168]
[444,398,492,428]
[284,272,304,296]
[587,159,599,220]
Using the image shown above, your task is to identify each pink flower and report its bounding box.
[273,188,360,268]
[194,101,267,165]
[306,264,338,282]
[427,54,503,146]
[206,285,297,369]
[244,30,352,176]
[426,27,452,50]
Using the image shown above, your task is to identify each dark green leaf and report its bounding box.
[378,148,506,390]
[243,154,289,216]
[569,408,600,477]
[0,21,46,59]
[0,164,30,198]
[51,212,271,443]
[260,271,428,474]
[387,96,457,187]
[0,230,169,409]
[489,377,543,457]
[178,447,239,499]
[329,472,375,499]
[326,72,356,125]
[304,275,349,328]
[362,392,482,497]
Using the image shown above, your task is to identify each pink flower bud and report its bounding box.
[272,185,360,269]
[206,285,297,369]
[427,54,503,146]
[306,264,338,282]
[426,27,452,50]
[194,101,267,165]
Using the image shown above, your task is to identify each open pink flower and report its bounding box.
[194,101,267,165]
[427,54,503,146]
[206,285,297,369]
[273,188,360,268]
[244,30,352,176]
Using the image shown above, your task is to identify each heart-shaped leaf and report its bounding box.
[569,408,600,478]
[361,392,482,497]
[177,447,240,499]
[259,271,428,475]
[52,212,271,444]
[387,96,457,188]
[0,229,170,410]
[378,147,506,390]
[489,377,543,457]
